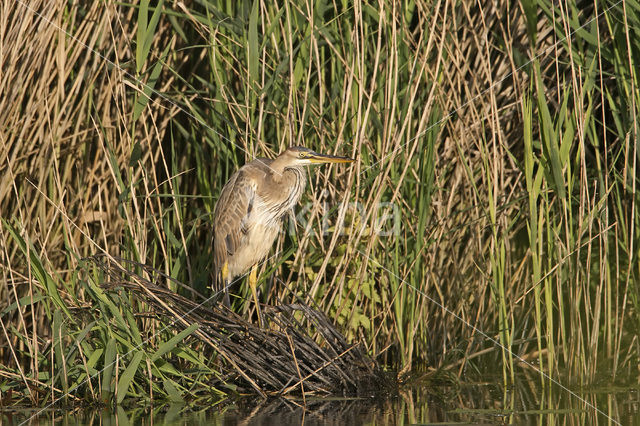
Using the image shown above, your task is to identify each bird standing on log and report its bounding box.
[212,146,353,324]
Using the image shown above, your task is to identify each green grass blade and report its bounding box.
[133,43,170,122]
[144,0,165,64]
[136,0,149,72]
[101,337,117,398]
[52,309,69,395]
[534,62,566,200]
[151,323,199,362]
[248,0,259,88]
[116,351,144,404]
[163,379,184,403]
[0,294,45,318]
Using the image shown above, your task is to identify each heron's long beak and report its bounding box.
[307,152,354,164]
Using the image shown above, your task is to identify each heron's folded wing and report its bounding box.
[213,170,256,278]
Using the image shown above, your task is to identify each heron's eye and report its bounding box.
[299,152,306,158]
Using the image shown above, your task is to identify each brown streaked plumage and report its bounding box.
[212,146,353,322]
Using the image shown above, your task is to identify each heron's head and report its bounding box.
[281,146,354,167]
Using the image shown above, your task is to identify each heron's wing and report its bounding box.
[212,169,257,283]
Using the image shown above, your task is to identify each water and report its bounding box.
[3,376,638,425]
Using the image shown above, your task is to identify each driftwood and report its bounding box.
[83,255,393,397]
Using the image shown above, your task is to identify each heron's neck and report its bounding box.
[269,156,290,175]
[282,165,306,188]
[282,165,306,207]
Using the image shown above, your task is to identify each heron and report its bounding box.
[212,146,353,324]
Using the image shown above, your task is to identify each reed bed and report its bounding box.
[1,0,638,407]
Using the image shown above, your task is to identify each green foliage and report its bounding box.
[1,224,218,405]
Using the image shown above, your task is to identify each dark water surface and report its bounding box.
[2,378,638,425]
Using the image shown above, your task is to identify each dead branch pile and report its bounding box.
[85,255,394,397]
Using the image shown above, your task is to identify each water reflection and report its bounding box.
[2,375,637,425]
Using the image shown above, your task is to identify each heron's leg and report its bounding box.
[248,264,263,327]
[221,261,231,307]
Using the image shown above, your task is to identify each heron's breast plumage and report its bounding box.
[264,166,306,218]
